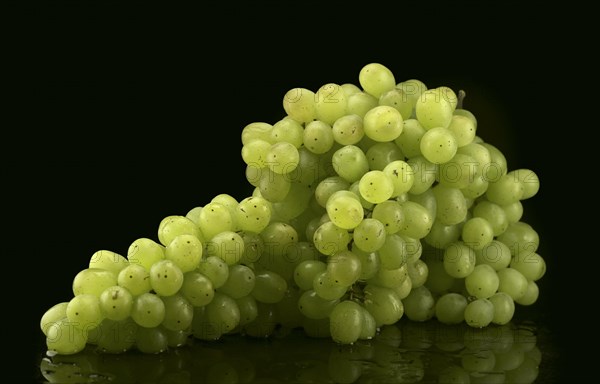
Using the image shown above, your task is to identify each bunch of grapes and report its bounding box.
[40,63,543,355]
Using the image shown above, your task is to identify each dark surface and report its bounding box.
[6,2,588,383]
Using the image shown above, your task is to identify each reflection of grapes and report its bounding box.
[39,320,542,383]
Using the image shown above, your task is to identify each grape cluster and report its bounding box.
[40,63,543,354]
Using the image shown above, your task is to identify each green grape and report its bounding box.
[497,221,539,255]
[398,200,433,239]
[207,292,240,334]
[453,108,477,128]
[341,83,362,96]
[199,201,235,239]
[351,244,380,280]
[40,302,69,336]
[256,168,291,204]
[363,105,404,142]
[432,184,468,226]
[191,306,220,341]
[488,292,515,325]
[379,88,413,120]
[382,160,414,197]
[497,268,528,300]
[245,164,263,187]
[241,121,273,145]
[266,141,300,174]
[438,153,478,189]
[480,142,508,180]
[346,91,378,118]
[396,78,427,105]
[372,200,403,234]
[89,250,129,276]
[424,220,462,249]
[486,174,524,205]
[327,250,362,286]
[515,281,539,306]
[403,235,423,263]
[461,174,489,199]
[136,326,168,354]
[331,145,370,182]
[472,200,509,236]
[359,170,394,204]
[302,120,335,155]
[298,289,339,319]
[313,221,351,256]
[378,233,408,269]
[402,285,435,322]
[241,139,271,167]
[315,176,351,207]
[502,201,524,223]
[508,168,540,199]
[272,182,314,222]
[369,264,408,288]
[447,114,476,147]
[181,271,214,307]
[206,231,244,266]
[392,273,413,299]
[457,142,492,179]
[117,264,151,297]
[359,306,377,340]
[366,142,404,170]
[127,238,165,271]
[149,259,183,297]
[271,116,304,147]
[164,328,190,348]
[415,89,453,129]
[474,240,512,271]
[359,63,396,98]
[464,298,494,328]
[420,127,457,164]
[283,88,317,124]
[363,284,404,326]
[235,196,272,233]
[165,234,203,272]
[348,180,374,210]
[158,215,202,247]
[436,86,458,110]
[217,264,256,299]
[236,295,259,326]
[332,114,364,145]
[461,217,494,250]
[315,83,347,124]
[99,286,133,321]
[465,264,499,299]
[407,259,428,288]
[329,300,364,344]
[294,260,327,290]
[443,241,476,278]
[72,268,117,297]
[353,218,386,252]
[46,318,88,355]
[131,293,165,328]
[251,270,288,303]
[326,190,364,229]
[424,258,455,294]
[161,294,193,331]
[95,318,137,353]
[313,271,348,300]
[408,188,437,219]
[406,155,438,194]
[510,252,545,281]
[198,256,229,289]
[435,292,468,324]
[395,119,426,158]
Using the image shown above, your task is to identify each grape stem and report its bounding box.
[457,90,466,109]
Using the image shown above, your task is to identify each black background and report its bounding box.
[7,1,589,383]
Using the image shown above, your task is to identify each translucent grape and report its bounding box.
[40,302,69,336]
[502,201,524,223]
[131,293,165,328]
[395,119,426,158]
[298,290,339,319]
[346,91,378,118]
[420,127,457,164]
[271,116,304,147]
[251,270,287,304]
[315,176,351,207]
[327,250,362,286]
[372,200,403,234]
[329,300,364,344]
[435,293,468,324]
[443,242,476,278]
[370,264,408,288]
[198,256,229,289]
[165,234,203,272]
[475,240,512,271]
[366,141,404,171]
[363,284,404,326]
[136,326,168,354]
[266,141,300,174]
[510,251,545,281]
[181,271,214,307]
[89,250,129,276]
[313,271,347,301]
[66,294,103,330]
[235,196,272,233]
[496,221,540,255]
[241,139,271,167]
[461,217,494,250]
[382,160,414,197]
[241,122,273,145]
[359,63,396,98]
[438,153,478,189]
[432,184,468,226]
[294,260,327,290]
[488,292,515,325]
[46,318,87,355]
[424,220,462,249]
[315,83,347,125]
[379,88,413,120]
[157,215,202,247]
[351,245,380,280]
[283,88,317,124]
[464,298,494,328]
[161,294,193,331]
[465,264,499,299]
[486,174,524,206]
[407,259,428,288]
[332,114,364,145]
[94,318,137,353]
[497,268,528,300]
[353,218,386,252]
[447,114,476,147]
[206,231,244,266]
[99,286,133,321]
[473,200,509,236]
[149,259,184,296]
[236,295,259,326]
[72,268,117,297]
[515,281,539,306]
[363,105,404,142]
[217,264,256,299]
[398,201,433,239]
[117,264,151,297]
[331,145,370,183]
[378,233,408,270]
[359,170,394,204]
[415,90,453,129]
[127,238,165,271]
[312,221,351,256]
[326,190,364,229]
[508,168,540,199]
[402,285,435,322]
